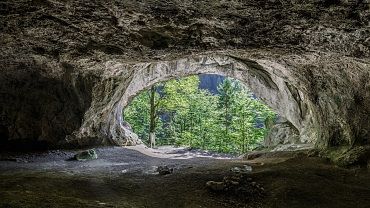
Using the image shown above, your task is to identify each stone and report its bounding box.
[157,165,173,175]
[271,144,314,152]
[245,152,264,160]
[206,181,225,192]
[264,117,300,147]
[243,165,253,172]
[231,167,241,173]
[74,149,98,161]
[207,175,265,200]
[230,165,252,173]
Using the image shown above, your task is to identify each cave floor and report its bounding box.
[0,146,369,208]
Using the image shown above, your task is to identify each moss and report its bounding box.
[323,145,370,168]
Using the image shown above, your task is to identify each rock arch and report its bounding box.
[72,54,319,147]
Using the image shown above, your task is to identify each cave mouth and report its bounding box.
[103,55,316,150]
[122,73,282,155]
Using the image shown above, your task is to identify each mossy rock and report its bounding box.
[74,149,98,161]
[326,146,370,168]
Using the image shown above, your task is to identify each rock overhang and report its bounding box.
[1,0,370,150]
[67,51,369,150]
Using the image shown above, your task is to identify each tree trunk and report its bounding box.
[241,113,245,153]
[149,132,156,148]
[149,86,156,148]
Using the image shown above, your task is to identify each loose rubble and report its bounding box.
[206,167,264,202]
[230,165,252,173]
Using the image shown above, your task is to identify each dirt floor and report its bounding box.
[0,145,369,208]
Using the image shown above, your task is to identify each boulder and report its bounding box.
[206,181,225,192]
[157,166,173,175]
[74,149,98,161]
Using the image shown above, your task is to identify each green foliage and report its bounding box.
[124,91,151,141]
[124,75,276,154]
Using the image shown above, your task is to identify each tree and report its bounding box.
[149,85,158,148]
[123,75,276,154]
[231,84,276,153]
[123,91,150,140]
[160,76,201,146]
[124,83,163,147]
[216,78,239,151]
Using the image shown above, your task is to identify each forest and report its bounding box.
[123,75,276,154]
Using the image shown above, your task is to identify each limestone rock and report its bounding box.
[74,149,98,161]
[0,0,370,151]
[264,117,300,147]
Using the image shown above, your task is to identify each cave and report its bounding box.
[101,56,316,148]
[1,0,370,207]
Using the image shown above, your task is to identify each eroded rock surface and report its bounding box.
[1,0,370,150]
[264,117,300,147]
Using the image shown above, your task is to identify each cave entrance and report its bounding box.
[122,74,280,155]
[103,56,315,150]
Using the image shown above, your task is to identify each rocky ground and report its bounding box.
[0,146,369,208]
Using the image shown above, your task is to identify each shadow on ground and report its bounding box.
[0,146,369,208]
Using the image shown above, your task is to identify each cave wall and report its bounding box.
[264,117,301,147]
[0,57,98,148]
[0,0,369,149]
